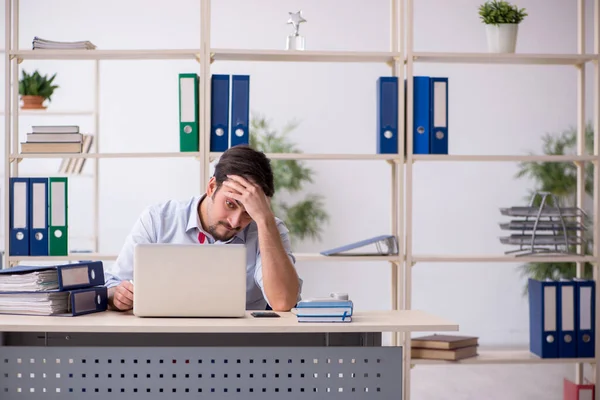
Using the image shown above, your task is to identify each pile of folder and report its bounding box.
[376,75,449,155]
[32,37,96,50]
[292,297,353,323]
[529,278,595,359]
[177,73,250,152]
[9,177,69,257]
[21,125,84,154]
[0,261,107,316]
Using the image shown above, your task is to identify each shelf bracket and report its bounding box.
[194,53,201,64]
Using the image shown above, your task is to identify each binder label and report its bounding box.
[544,286,556,331]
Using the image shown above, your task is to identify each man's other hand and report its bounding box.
[108,281,134,311]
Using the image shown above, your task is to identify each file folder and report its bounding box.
[558,279,577,358]
[230,75,250,147]
[0,261,105,291]
[210,74,230,152]
[0,286,107,317]
[179,73,200,152]
[528,278,559,358]
[575,278,595,358]
[564,378,594,400]
[413,76,431,154]
[430,77,448,154]
[377,77,399,154]
[9,177,30,256]
[321,235,398,256]
[28,177,49,256]
[48,177,68,256]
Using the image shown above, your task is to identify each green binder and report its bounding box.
[178,73,199,152]
[48,177,68,256]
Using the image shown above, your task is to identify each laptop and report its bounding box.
[132,243,247,317]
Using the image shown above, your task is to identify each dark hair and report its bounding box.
[213,145,275,197]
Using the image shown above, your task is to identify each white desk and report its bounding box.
[0,310,458,399]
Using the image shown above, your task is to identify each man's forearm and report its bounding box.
[256,217,299,311]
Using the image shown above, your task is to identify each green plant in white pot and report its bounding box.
[479,0,527,53]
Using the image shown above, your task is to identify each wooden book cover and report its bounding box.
[411,334,479,350]
[411,345,478,361]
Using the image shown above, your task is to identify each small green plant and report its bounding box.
[515,123,595,294]
[249,114,329,244]
[479,0,527,25]
[18,70,59,101]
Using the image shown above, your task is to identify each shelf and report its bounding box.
[411,349,595,365]
[9,253,118,262]
[411,254,598,263]
[210,152,401,161]
[411,154,599,162]
[8,253,400,263]
[10,49,201,61]
[411,52,599,65]
[211,49,401,63]
[12,152,202,159]
[294,253,400,262]
[0,110,95,116]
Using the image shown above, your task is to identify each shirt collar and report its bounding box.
[187,194,247,244]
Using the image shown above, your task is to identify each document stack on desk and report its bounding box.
[0,261,108,316]
[292,293,353,322]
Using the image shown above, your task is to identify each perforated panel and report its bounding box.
[0,346,402,399]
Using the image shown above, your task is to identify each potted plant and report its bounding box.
[249,114,329,244]
[18,70,59,110]
[478,0,527,53]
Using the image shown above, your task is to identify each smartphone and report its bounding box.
[251,311,280,318]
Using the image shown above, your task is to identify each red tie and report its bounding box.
[198,231,206,244]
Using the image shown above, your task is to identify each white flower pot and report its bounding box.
[485,23,519,53]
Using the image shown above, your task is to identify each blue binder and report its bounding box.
[210,74,230,152]
[575,278,595,358]
[230,75,250,147]
[430,77,448,154]
[413,76,431,154]
[28,177,49,256]
[321,235,398,256]
[376,77,399,154]
[528,278,559,358]
[66,286,108,316]
[9,177,30,256]
[0,261,105,291]
[557,279,577,358]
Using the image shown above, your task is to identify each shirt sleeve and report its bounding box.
[103,206,157,288]
[253,218,303,308]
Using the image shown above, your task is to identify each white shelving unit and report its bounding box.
[402,0,600,399]
[2,0,599,399]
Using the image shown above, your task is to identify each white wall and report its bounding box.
[0,0,596,347]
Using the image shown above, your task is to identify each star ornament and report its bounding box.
[287,10,307,34]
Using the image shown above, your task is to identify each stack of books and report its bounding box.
[411,334,479,361]
[32,36,96,50]
[0,261,108,316]
[292,296,353,322]
[21,125,84,154]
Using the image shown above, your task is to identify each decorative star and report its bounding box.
[287,10,307,34]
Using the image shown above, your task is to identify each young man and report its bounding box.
[104,145,302,312]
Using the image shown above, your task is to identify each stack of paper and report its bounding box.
[32,37,96,50]
[0,292,69,316]
[292,297,353,322]
[0,269,59,292]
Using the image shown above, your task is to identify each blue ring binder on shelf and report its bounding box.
[320,235,398,256]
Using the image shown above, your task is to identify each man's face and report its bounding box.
[205,180,253,241]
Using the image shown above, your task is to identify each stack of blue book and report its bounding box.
[0,261,108,316]
[293,297,353,323]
